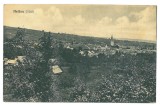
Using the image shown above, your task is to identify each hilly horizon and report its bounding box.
[4,26,156,47]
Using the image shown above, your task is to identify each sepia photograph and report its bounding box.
[3,4,156,102]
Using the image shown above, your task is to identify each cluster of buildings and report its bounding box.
[63,35,155,58]
[62,36,117,57]
[4,56,26,66]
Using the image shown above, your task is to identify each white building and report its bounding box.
[110,35,114,46]
[51,65,62,74]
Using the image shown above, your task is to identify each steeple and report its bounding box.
[110,35,114,46]
[111,35,113,40]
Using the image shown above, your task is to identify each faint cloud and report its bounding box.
[116,16,129,25]
[72,15,85,25]
[129,6,156,23]
[98,16,113,25]
[138,6,156,23]
[46,6,63,24]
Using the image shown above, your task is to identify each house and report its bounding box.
[66,46,73,50]
[51,65,62,74]
[6,58,18,66]
[16,45,23,49]
[4,58,8,65]
[79,50,85,56]
[17,56,26,62]
[88,50,96,57]
[4,58,8,62]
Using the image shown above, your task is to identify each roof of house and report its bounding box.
[4,58,8,62]
[6,58,18,65]
[52,65,62,74]
[17,56,26,62]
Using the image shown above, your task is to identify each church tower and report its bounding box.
[110,35,114,46]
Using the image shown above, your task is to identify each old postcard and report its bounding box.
[3,4,156,102]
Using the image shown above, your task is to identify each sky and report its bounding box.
[4,4,156,41]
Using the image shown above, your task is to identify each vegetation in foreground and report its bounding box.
[3,28,156,102]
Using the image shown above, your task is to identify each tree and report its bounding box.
[39,31,53,63]
[31,31,53,102]
[4,43,17,59]
[4,27,25,58]
[12,27,25,45]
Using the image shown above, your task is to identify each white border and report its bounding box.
[0,0,159,5]
[0,0,160,105]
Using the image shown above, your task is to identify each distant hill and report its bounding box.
[4,26,156,48]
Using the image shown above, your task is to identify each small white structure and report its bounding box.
[17,56,26,62]
[4,58,8,65]
[88,51,95,57]
[105,44,108,48]
[110,35,114,46]
[51,65,62,74]
[4,58,8,62]
[111,41,114,46]
[79,50,85,56]
[16,45,23,49]
[34,43,38,46]
[66,46,73,50]
[6,58,18,66]
[48,58,59,65]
